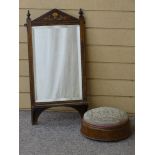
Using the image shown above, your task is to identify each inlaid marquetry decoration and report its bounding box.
[29,8,80,26]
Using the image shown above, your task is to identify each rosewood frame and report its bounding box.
[25,9,88,125]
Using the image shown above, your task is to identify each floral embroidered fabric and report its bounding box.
[83,107,128,127]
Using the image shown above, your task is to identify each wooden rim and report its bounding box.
[81,120,131,141]
[82,118,130,130]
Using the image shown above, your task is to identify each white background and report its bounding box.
[136,0,155,154]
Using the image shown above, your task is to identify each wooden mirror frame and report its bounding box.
[25,8,88,125]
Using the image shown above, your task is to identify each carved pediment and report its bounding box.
[31,9,79,26]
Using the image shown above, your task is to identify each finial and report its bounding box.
[27,10,31,18]
[79,8,83,17]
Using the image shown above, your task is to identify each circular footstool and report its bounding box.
[80,107,131,141]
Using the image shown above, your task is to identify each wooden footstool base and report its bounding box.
[80,107,131,141]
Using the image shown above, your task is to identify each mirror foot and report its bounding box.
[70,104,88,118]
[31,107,47,125]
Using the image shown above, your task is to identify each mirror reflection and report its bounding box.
[32,25,82,102]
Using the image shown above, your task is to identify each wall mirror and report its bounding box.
[25,9,87,124]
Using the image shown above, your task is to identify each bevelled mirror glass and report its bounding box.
[32,25,82,102]
[25,9,87,124]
